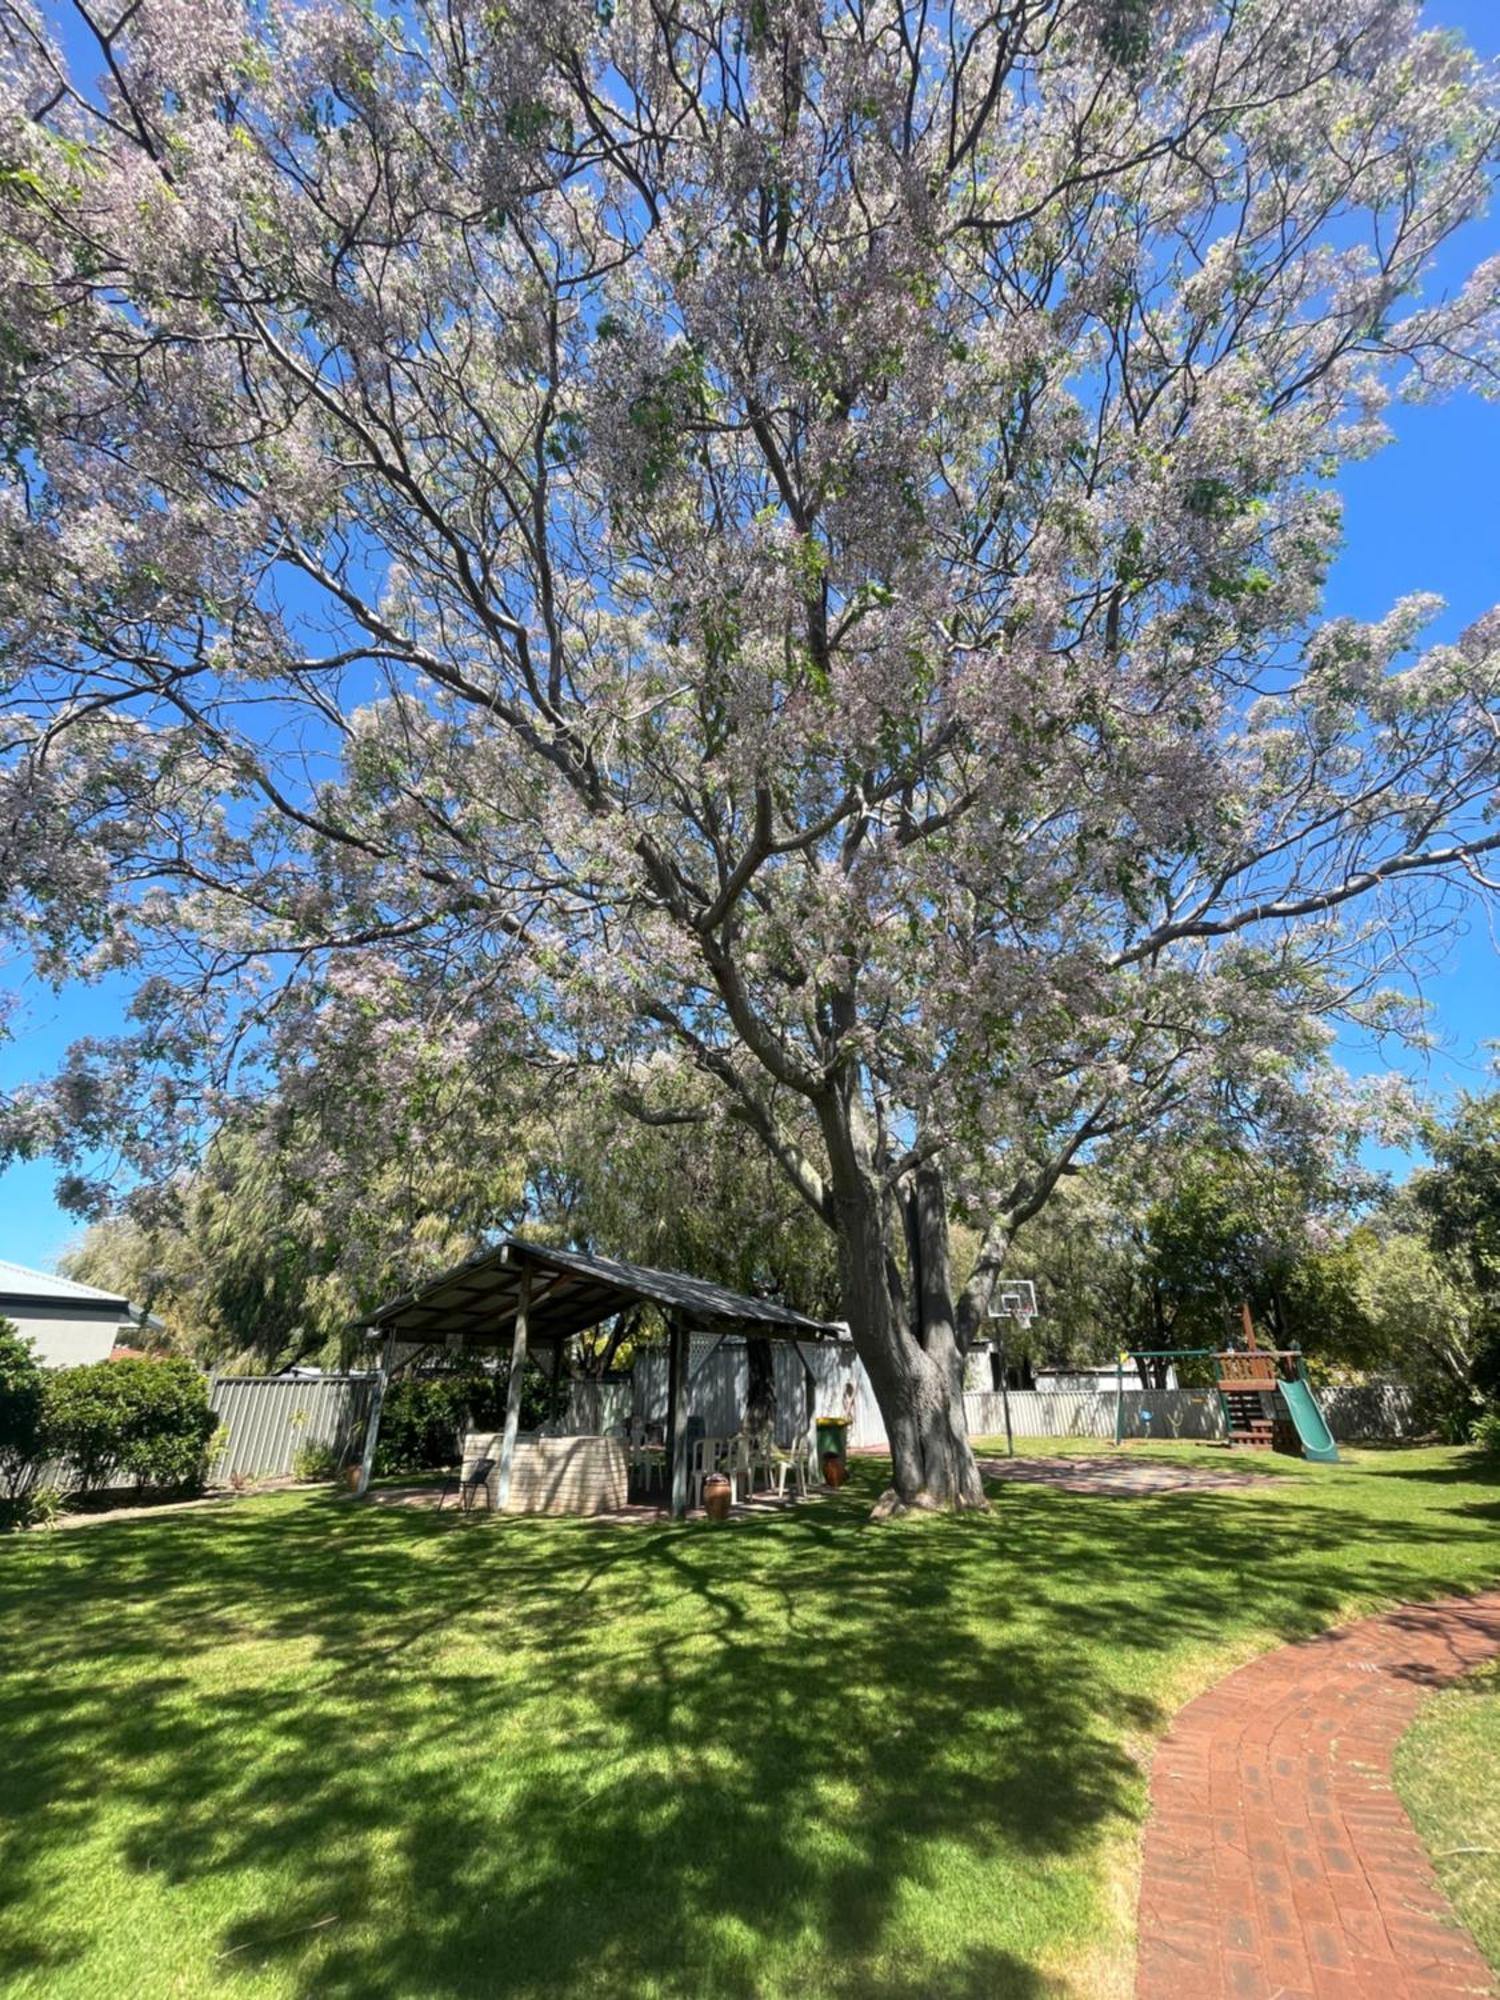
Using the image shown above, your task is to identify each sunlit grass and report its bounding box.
[1,1442,1496,1999]
[1395,1657,1500,1976]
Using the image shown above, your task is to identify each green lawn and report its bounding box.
[1,1442,1497,2000]
[1395,1658,1500,1977]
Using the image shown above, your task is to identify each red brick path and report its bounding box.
[1136,1591,1500,2000]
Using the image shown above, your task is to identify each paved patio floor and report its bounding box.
[978,1452,1280,1497]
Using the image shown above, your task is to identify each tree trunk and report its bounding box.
[818,1094,987,1513]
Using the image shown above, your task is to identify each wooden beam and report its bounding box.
[495,1265,532,1509]
[667,1316,689,1518]
[354,1329,397,1498]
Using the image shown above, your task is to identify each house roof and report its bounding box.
[362,1237,845,1349]
[0,1258,131,1315]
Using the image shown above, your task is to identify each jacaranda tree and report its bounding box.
[3,0,1499,1506]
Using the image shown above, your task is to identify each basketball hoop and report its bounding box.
[989,1279,1037,1330]
[986,1280,1037,1459]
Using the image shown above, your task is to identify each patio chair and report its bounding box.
[688,1435,726,1510]
[735,1429,777,1500]
[438,1456,496,1513]
[767,1441,809,1500]
[628,1437,664,1498]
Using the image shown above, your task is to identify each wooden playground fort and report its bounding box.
[991,1283,1341,1465]
[1111,1337,1341,1463]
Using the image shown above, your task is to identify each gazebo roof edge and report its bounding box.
[359,1236,847,1345]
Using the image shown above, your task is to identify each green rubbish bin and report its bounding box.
[815,1416,851,1482]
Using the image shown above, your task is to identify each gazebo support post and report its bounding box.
[667,1316,689,1518]
[354,1329,397,1498]
[797,1343,817,1448]
[496,1265,532,1510]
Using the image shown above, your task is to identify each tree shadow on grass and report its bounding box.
[1349,1451,1499,1485]
[1,1453,1498,1997]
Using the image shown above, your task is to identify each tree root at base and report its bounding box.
[870,1486,992,1519]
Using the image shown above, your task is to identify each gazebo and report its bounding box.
[356,1237,845,1516]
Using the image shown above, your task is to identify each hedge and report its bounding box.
[41,1357,216,1497]
[0,1319,45,1502]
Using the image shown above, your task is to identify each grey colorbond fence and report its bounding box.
[1318,1381,1416,1440]
[963,1386,1227,1442]
[205,1359,1418,1487]
[963,1379,1417,1445]
[565,1378,634,1436]
[208,1373,374,1485]
[631,1352,1418,1452]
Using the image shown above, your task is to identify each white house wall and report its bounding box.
[6,1307,122,1368]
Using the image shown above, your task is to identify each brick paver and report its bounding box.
[1136,1591,1500,2000]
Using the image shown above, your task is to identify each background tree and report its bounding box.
[1406,1089,1500,1417]
[63,965,539,1367]
[1412,1092,1500,1383]
[999,1179,1148,1374]
[63,1037,834,1372]
[535,1064,841,1314]
[0,1320,44,1506]
[1345,1223,1478,1430]
[4,0,1500,1507]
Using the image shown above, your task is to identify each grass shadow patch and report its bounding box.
[1,1448,1498,1996]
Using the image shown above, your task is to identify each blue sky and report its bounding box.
[2,2,1499,1269]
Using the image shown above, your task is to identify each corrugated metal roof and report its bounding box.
[0,1258,131,1312]
[362,1237,844,1347]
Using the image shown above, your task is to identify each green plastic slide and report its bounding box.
[1277,1376,1339,1464]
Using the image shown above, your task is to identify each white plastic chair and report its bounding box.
[730,1434,752,1502]
[769,1443,809,1500]
[688,1435,725,1510]
[629,1439,664,1496]
[738,1429,778,1498]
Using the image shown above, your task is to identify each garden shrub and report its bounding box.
[0,1319,45,1504]
[372,1364,567,1475]
[7,1485,69,1531]
[42,1357,218,1497]
[1472,1407,1500,1460]
[292,1440,343,1482]
[374,1374,502,1475]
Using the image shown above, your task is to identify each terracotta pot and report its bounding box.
[822,1452,846,1488]
[343,1465,362,1493]
[703,1472,732,1521]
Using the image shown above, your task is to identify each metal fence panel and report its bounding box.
[963,1387,1226,1441]
[565,1379,634,1435]
[630,1353,1421,1451]
[208,1375,373,1484]
[632,1337,754,1440]
[1319,1381,1416,1440]
[963,1381,1419,1445]
[208,1355,1412,1486]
